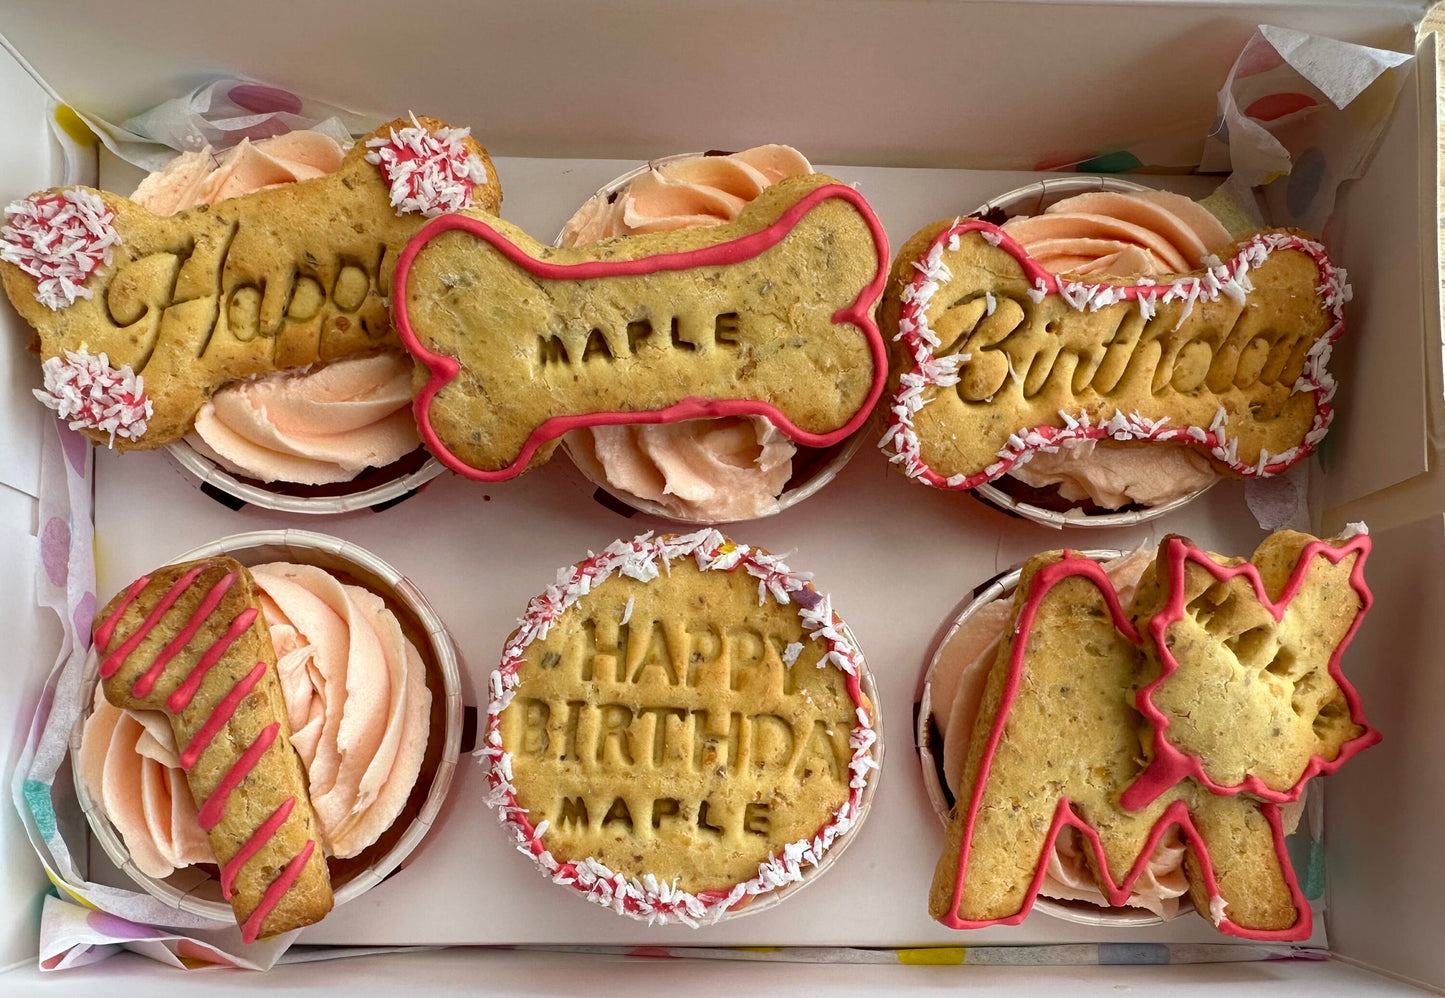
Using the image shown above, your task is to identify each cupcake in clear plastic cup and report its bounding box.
[915,546,1307,928]
[555,150,875,524]
[963,176,1230,528]
[482,530,881,924]
[131,129,446,514]
[71,528,462,931]
[166,428,444,517]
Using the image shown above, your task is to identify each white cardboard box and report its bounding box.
[2,1,1443,993]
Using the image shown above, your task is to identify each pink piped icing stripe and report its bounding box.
[179,660,268,770]
[99,566,208,678]
[221,796,297,900]
[239,839,316,944]
[93,574,149,653]
[391,183,890,482]
[130,572,237,698]
[166,607,260,713]
[942,551,1314,940]
[1122,534,1379,809]
[197,721,279,832]
[96,563,318,943]
[880,219,1348,490]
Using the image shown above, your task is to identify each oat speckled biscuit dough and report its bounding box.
[1123,529,1378,807]
[392,174,889,480]
[0,116,500,450]
[93,558,332,942]
[880,218,1348,491]
[929,530,1377,940]
[482,531,880,924]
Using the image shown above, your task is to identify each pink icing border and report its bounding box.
[1121,534,1379,810]
[880,219,1348,490]
[479,529,879,926]
[941,548,1364,940]
[391,183,890,481]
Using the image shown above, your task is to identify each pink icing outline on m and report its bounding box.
[392,184,890,482]
[883,219,1347,490]
[941,548,1369,940]
[1121,534,1379,809]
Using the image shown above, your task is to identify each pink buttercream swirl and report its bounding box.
[132,131,421,485]
[130,131,346,216]
[998,191,1232,509]
[568,417,794,521]
[185,353,420,486]
[559,145,814,246]
[558,147,814,520]
[999,190,1232,277]
[78,562,431,877]
[928,546,1305,918]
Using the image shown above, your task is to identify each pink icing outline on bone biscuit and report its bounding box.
[943,550,1337,940]
[391,184,890,481]
[882,219,1346,490]
[1121,534,1379,810]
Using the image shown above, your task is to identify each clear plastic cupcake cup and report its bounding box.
[915,548,1166,928]
[553,153,875,524]
[70,528,463,924]
[966,176,1216,530]
[166,440,445,516]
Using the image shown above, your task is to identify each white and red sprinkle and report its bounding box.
[33,349,152,445]
[479,529,878,926]
[365,114,488,218]
[1,190,121,309]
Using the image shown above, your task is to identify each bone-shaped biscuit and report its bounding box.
[392,175,889,480]
[881,219,1347,490]
[930,533,1376,938]
[1122,531,1377,808]
[94,558,332,942]
[0,116,500,450]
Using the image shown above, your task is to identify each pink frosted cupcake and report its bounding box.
[968,178,1231,526]
[131,131,441,512]
[71,530,461,924]
[917,546,1307,925]
[557,148,871,523]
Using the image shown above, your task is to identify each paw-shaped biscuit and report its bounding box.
[1122,531,1377,808]
[94,558,331,942]
[392,175,889,480]
[880,219,1347,490]
[1,116,500,450]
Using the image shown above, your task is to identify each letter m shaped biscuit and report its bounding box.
[928,553,1312,939]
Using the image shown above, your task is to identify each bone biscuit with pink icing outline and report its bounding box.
[1120,530,1377,810]
[0,116,500,450]
[391,174,888,481]
[880,218,1347,490]
[929,531,1376,938]
[94,557,332,942]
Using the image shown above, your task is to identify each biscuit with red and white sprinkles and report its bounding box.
[0,116,499,450]
[482,530,880,925]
